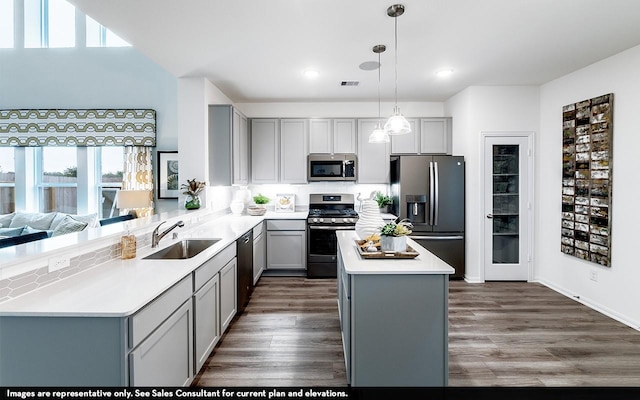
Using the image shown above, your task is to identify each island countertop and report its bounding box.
[337,230,455,275]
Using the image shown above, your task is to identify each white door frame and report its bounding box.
[480,131,535,282]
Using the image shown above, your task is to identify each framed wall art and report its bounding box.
[158,151,179,199]
[561,93,613,267]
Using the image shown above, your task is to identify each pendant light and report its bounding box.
[384,4,411,136]
[369,44,390,144]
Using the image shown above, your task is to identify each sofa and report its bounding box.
[0,211,99,248]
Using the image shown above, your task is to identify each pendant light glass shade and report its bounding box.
[384,106,411,135]
[369,122,390,143]
[385,4,410,136]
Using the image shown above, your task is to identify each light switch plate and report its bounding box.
[590,269,598,282]
[48,256,70,273]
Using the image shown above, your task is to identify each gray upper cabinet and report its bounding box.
[333,119,357,154]
[357,119,390,183]
[280,119,308,184]
[233,109,249,185]
[309,119,332,153]
[309,119,356,154]
[420,118,451,154]
[390,118,419,154]
[209,105,249,186]
[251,119,280,184]
[251,118,307,184]
[390,117,452,155]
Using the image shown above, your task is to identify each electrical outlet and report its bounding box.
[590,269,598,282]
[48,256,70,273]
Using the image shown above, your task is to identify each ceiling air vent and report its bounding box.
[340,81,360,87]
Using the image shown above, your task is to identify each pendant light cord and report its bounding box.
[378,50,382,123]
[394,13,398,111]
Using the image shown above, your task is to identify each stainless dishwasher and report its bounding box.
[236,231,254,313]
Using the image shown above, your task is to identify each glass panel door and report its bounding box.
[492,145,519,263]
[484,135,531,281]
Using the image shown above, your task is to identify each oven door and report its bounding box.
[307,225,353,263]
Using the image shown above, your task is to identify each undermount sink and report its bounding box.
[143,239,221,260]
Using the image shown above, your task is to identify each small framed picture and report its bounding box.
[158,151,179,199]
[275,194,295,212]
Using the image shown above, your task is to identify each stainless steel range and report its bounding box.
[307,193,358,278]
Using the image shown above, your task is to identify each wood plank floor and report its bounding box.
[192,277,640,387]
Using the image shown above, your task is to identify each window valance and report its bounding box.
[0,109,156,146]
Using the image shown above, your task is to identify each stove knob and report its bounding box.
[331,218,336,223]
[319,218,324,223]
[343,218,349,223]
[313,218,318,223]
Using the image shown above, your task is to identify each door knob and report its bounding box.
[486,214,493,219]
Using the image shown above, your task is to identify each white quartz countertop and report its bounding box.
[0,212,307,317]
[337,230,455,275]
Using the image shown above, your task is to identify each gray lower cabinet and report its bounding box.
[193,274,220,372]
[0,241,244,387]
[266,220,306,270]
[337,247,449,387]
[129,299,194,386]
[219,257,238,332]
[253,222,266,284]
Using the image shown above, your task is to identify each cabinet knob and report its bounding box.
[486,214,493,219]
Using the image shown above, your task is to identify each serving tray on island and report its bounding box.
[354,240,419,259]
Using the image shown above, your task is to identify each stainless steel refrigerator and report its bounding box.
[390,155,465,278]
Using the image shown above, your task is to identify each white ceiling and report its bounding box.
[69,0,640,103]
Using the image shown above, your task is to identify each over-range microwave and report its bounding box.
[308,154,357,182]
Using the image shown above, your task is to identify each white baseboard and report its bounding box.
[535,278,640,332]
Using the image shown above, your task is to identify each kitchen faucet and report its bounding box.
[151,220,184,248]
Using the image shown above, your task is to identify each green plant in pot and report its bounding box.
[379,219,412,252]
[374,191,392,211]
[248,193,270,216]
[181,178,206,210]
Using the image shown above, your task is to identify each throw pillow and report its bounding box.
[51,215,88,237]
[0,226,24,237]
[50,213,99,230]
[0,212,15,228]
[9,211,57,230]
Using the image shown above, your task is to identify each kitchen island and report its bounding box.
[336,230,454,387]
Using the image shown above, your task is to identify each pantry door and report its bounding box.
[483,133,533,281]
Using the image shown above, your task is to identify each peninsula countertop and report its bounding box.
[337,230,455,275]
[0,211,307,318]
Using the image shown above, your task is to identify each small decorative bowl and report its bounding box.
[247,206,267,216]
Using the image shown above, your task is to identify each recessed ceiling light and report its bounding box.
[436,69,454,78]
[303,69,319,79]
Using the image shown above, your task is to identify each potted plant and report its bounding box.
[248,193,270,215]
[374,191,393,212]
[181,178,206,210]
[379,219,413,252]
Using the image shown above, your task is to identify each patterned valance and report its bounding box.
[0,109,156,146]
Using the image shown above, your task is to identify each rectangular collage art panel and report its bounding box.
[561,93,613,267]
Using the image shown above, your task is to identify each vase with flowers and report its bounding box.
[181,178,206,210]
[379,219,413,252]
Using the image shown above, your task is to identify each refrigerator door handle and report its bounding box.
[434,161,439,226]
[410,235,464,240]
[429,161,435,225]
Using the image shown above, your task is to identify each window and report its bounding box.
[39,147,78,214]
[0,147,15,214]
[86,15,130,47]
[0,0,14,48]
[24,0,76,48]
[99,146,124,218]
